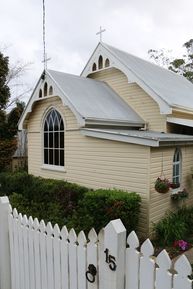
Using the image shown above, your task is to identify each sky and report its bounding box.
[1,0,193,104]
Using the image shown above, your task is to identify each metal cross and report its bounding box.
[96,26,106,42]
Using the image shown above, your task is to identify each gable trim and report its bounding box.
[81,42,172,115]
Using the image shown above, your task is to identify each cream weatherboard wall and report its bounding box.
[88,68,167,132]
[27,96,150,234]
[149,146,193,231]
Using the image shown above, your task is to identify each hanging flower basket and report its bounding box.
[155,177,170,194]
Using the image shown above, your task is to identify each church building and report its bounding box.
[19,42,193,234]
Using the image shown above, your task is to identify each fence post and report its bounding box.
[103,219,126,289]
[0,196,11,289]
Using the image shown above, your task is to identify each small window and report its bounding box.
[44,82,48,97]
[105,58,110,68]
[39,89,42,98]
[92,63,97,71]
[98,55,103,69]
[49,86,53,95]
[173,148,182,184]
[43,108,64,166]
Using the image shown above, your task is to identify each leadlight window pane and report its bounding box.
[44,149,48,164]
[49,149,53,165]
[44,108,64,167]
[60,132,64,148]
[44,133,48,148]
[49,132,53,148]
[54,132,59,148]
[60,150,64,166]
[54,150,59,166]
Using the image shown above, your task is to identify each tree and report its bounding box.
[148,39,193,83]
[0,51,25,171]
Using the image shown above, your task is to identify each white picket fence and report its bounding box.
[0,196,192,289]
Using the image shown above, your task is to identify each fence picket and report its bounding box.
[87,228,98,289]
[77,230,87,289]
[39,220,47,289]
[46,222,54,289]
[8,210,15,289]
[126,231,140,289]
[60,226,69,289]
[156,250,172,289]
[33,218,41,289]
[173,255,192,289]
[13,209,20,289]
[69,228,78,289]
[28,216,35,289]
[104,219,126,289]
[139,239,155,289]
[98,228,105,289]
[53,224,61,289]
[22,215,30,289]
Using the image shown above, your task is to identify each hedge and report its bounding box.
[0,172,141,233]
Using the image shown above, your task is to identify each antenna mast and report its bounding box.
[42,0,50,70]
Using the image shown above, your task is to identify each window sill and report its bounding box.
[171,188,182,194]
[41,164,66,173]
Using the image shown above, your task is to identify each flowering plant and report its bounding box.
[169,182,180,189]
[171,188,188,201]
[173,240,189,251]
[155,177,170,193]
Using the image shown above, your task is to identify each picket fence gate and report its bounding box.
[0,196,192,289]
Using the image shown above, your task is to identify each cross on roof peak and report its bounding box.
[96,26,106,42]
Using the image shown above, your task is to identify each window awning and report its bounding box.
[167,117,193,128]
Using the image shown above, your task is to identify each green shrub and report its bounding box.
[67,189,141,233]
[153,206,193,245]
[0,172,141,233]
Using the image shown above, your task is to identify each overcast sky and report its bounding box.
[1,0,193,103]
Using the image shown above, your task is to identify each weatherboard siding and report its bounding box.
[27,96,150,235]
[89,68,167,132]
[149,146,193,230]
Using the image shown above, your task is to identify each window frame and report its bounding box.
[172,148,182,184]
[42,108,65,169]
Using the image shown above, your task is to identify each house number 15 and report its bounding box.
[104,248,117,271]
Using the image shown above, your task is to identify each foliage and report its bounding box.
[0,51,10,110]
[171,188,189,201]
[67,189,141,233]
[0,50,26,171]
[148,39,193,83]
[0,172,89,228]
[0,172,141,233]
[153,206,193,245]
[154,177,170,194]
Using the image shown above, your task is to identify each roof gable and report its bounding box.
[81,42,193,114]
[19,69,144,130]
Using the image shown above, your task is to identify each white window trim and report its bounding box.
[42,107,65,169]
[41,164,66,172]
[172,148,182,184]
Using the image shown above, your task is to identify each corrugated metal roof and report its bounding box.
[81,128,193,147]
[48,69,144,125]
[103,43,193,111]
[167,117,193,127]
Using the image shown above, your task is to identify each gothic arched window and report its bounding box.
[44,82,48,97]
[173,148,182,184]
[44,108,64,166]
[98,55,103,69]
[92,63,97,71]
[105,58,110,68]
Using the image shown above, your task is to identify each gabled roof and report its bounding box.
[81,42,193,114]
[18,69,144,130]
